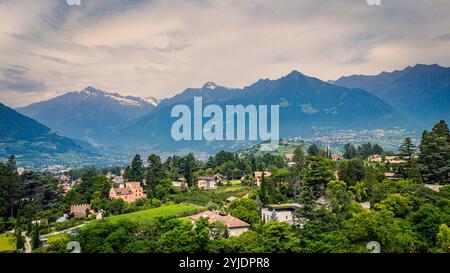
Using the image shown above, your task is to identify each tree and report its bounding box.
[408,204,443,244]
[376,193,413,218]
[407,160,423,183]
[259,172,269,204]
[338,159,365,186]
[343,209,418,253]
[306,158,334,197]
[124,154,144,182]
[418,120,450,184]
[209,221,228,240]
[108,199,126,215]
[343,143,357,159]
[0,156,21,217]
[146,154,164,197]
[307,144,320,157]
[15,226,24,251]
[352,182,367,202]
[436,224,450,252]
[182,153,196,187]
[31,223,40,250]
[228,199,260,225]
[399,138,416,162]
[294,184,315,224]
[325,180,353,220]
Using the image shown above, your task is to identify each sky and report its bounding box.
[1,0,450,107]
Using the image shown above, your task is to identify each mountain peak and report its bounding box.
[286,70,305,78]
[202,81,219,90]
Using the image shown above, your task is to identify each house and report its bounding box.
[189,211,250,237]
[172,177,187,188]
[111,176,125,188]
[196,176,218,189]
[424,184,442,192]
[56,214,69,223]
[70,204,91,219]
[212,173,224,182]
[331,155,342,161]
[384,172,400,180]
[109,181,144,203]
[261,203,301,224]
[359,202,371,210]
[16,167,25,176]
[254,171,272,187]
[385,156,406,165]
[368,154,383,162]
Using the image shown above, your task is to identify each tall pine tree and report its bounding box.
[418,120,450,184]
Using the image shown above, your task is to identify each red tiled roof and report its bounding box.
[189,211,250,228]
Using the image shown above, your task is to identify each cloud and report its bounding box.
[434,33,450,41]
[0,65,47,93]
[0,0,450,106]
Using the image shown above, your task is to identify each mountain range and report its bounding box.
[0,103,97,167]
[17,86,158,146]
[335,64,450,129]
[3,64,449,165]
[120,70,406,154]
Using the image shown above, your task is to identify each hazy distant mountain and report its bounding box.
[0,103,96,167]
[121,70,406,154]
[17,86,158,146]
[334,64,450,128]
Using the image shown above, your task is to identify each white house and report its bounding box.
[196,176,218,189]
[261,203,301,224]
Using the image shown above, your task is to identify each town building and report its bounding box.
[368,154,383,162]
[385,156,406,165]
[172,177,187,188]
[109,181,144,203]
[196,175,221,189]
[189,211,250,237]
[70,204,91,219]
[254,171,272,187]
[424,184,442,192]
[261,203,301,224]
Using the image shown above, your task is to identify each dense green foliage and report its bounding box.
[2,121,450,253]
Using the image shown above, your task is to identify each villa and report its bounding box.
[189,211,250,237]
[109,181,144,203]
[261,203,301,224]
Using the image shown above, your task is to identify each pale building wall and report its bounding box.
[228,227,249,237]
[261,208,295,224]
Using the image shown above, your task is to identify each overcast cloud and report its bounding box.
[1,0,450,107]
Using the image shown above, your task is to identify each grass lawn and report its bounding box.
[171,186,255,206]
[226,180,242,185]
[106,203,204,224]
[0,233,15,252]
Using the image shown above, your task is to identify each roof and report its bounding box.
[112,187,133,195]
[424,184,442,192]
[126,182,142,189]
[254,171,271,178]
[266,203,301,210]
[196,176,214,181]
[189,211,250,228]
[226,196,237,202]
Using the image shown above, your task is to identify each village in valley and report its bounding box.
[1,120,449,253]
